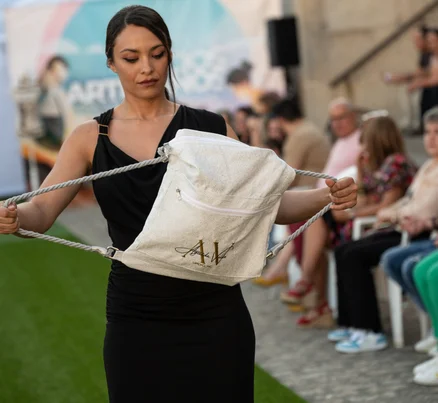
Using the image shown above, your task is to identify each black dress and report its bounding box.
[92,106,255,403]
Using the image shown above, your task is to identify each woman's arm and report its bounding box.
[332,187,404,223]
[275,187,330,224]
[275,178,357,224]
[408,64,438,91]
[13,121,97,234]
[355,187,404,217]
[225,124,358,225]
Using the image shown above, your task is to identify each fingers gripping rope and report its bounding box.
[2,150,337,260]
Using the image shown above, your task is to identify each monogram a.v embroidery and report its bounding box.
[175,240,235,267]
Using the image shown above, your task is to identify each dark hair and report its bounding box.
[226,61,252,85]
[428,27,438,37]
[271,98,303,122]
[38,55,69,87]
[105,5,176,101]
[264,138,283,152]
[46,55,69,71]
[236,106,257,117]
[420,25,430,37]
[258,91,281,110]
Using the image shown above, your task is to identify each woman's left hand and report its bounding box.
[325,177,358,211]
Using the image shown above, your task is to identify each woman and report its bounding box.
[37,55,71,150]
[282,115,416,328]
[330,108,438,354]
[0,6,357,402]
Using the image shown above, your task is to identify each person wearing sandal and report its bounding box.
[287,114,416,328]
[253,98,330,287]
[329,108,438,353]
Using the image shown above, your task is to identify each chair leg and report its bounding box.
[418,310,429,341]
[327,252,337,318]
[388,278,404,348]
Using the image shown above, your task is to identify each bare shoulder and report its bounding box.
[59,119,99,165]
[68,119,98,140]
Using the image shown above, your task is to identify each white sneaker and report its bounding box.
[415,334,437,354]
[335,330,388,354]
[327,328,353,342]
[414,362,438,386]
[413,356,438,375]
[428,345,438,357]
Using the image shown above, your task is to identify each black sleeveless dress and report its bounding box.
[92,105,255,403]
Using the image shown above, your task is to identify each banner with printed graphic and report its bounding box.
[4,0,284,178]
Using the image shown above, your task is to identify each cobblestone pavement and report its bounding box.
[242,281,438,403]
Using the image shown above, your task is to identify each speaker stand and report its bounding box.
[284,66,299,99]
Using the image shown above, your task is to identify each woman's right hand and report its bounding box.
[0,202,20,234]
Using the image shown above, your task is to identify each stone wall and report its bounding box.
[292,0,438,129]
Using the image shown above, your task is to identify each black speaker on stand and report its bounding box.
[267,16,301,98]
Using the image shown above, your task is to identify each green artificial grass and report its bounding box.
[0,225,306,403]
[254,366,307,403]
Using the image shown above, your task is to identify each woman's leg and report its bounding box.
[282,218,331,322]
[282,218,329,304]
[413,253,438,385]
[300,218,329,283]
[401,250,435,312]
[414,251,438,337]
[426,262,438,339]
[333,231,402,352]
[382,240,434,292]
[334,242,353,329]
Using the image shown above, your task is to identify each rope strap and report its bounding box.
[3,151,337,260]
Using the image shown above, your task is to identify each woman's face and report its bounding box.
[424,122,438,158]
[413,30,427,51]
[267,118,284,141]
[109,24,170,100]
[51,61,69,83]
[427,32,438,54]
[234,110,249,135]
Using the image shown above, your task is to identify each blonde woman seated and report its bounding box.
[282,115,417,328]
[329,108,438,353]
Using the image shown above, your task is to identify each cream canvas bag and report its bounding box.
[111,129,296,285]
[5,128,337,285]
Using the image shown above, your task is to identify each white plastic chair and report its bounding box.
[326,165,358,316]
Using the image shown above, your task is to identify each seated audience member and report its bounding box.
[271,97,331,188]
[381,107,438,352]
[253,98,330,287]
[285,114,416,328]
[329,107,438,353]
[265,115,286,145]
[271,99,361,298]
[255,97,362,288]
[233,106,256,145]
